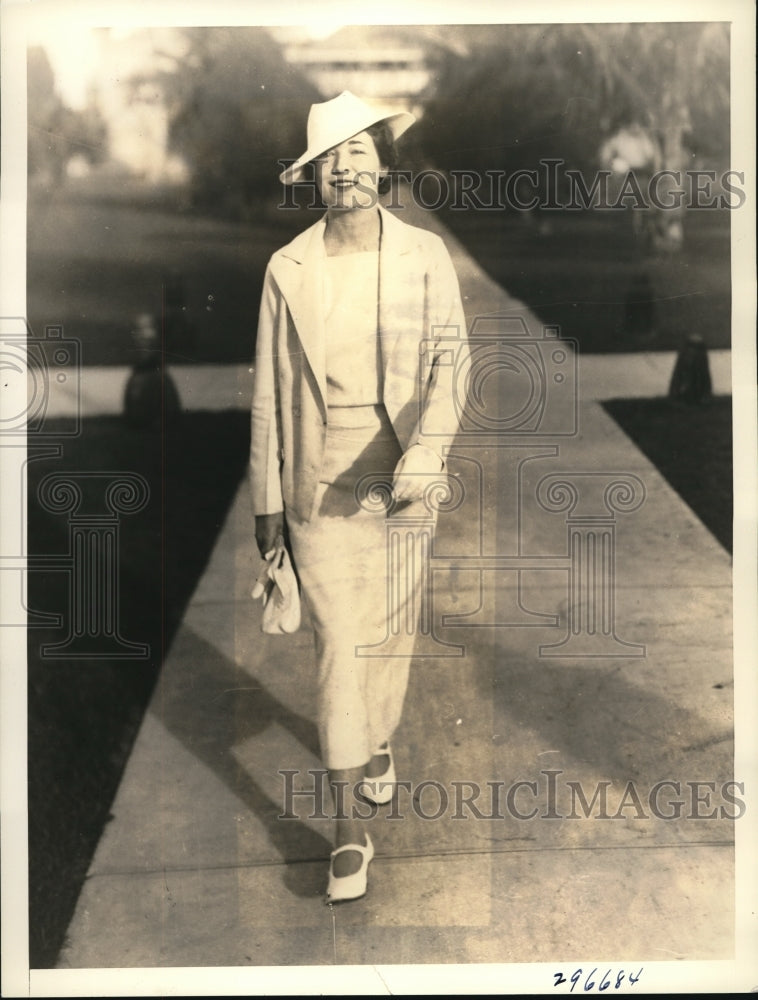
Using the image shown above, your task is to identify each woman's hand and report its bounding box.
[392,444,444,503]
[255,513,284,558]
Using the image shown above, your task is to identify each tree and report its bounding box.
[148,27,321,216]
[418,23,730,177]
[28,46,66,182]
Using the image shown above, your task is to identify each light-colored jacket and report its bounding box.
[250,206,468,522]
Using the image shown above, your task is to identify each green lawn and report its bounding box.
[27,180,307,366]
[440,206,731,353]
[28,175,731,365]
[604,395,732,552]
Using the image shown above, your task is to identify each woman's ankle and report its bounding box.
[334,817,367,849]
[365,743,391,779]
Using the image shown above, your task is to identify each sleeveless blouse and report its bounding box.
[323,251,382,407]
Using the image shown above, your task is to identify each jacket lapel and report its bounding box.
[378,207,423,378]
[270,217,328,411]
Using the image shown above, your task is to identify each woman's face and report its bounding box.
[314,131,385,211]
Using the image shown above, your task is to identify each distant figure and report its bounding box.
[600,122,659,177]
[600,123,684,253]
[123,313,181,428]
[669,334,712,404]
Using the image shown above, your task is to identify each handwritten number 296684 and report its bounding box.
[553,968,643,991]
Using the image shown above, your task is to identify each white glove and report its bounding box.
[392,444,444,503]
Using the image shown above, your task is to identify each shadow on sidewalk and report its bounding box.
[152,624,332,897]
[487,652,733,786]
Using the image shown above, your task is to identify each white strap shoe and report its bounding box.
[326,833,374,903]
[361,745,396,805]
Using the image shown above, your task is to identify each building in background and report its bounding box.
[276,26,431,115]
[272,25,465,115]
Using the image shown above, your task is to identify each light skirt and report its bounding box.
[286,404,432,771]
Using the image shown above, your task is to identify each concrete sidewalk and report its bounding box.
[55,216,736,974]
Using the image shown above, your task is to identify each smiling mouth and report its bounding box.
[331,179,356,188]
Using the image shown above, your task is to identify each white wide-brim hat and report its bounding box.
[279,90,415,185]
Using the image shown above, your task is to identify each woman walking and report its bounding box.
[250,91,467,902]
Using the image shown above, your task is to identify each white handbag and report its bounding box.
[251,538,301,634]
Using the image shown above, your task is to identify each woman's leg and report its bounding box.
[365,742,390,778]
[329,764,369,877]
